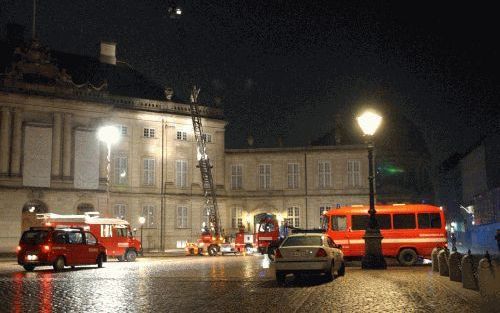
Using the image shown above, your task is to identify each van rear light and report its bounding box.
[43,245,51,252]
[16,246,21,253]
[275,248,282,259]
[315,248,327,257]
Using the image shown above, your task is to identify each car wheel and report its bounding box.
[208,245,218,256]
[276,271,286,285]
[53,256,65,272]
[337,261,345,277]
[23,264,35,272]
[125,250,137,262]
[97,254,104,268]
[398,249,418,266]
[324,261,334,281]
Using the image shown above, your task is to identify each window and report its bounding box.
[144,128,155,138]
[52,232,67,244]
[347,160,361,187]
[115,228,128,237]
[231,164,242,190]
[176,131,187,141]
[286,207,300,227]
[231,208,243,228]
[68,232,83,244]
[114,204,126,219]
[176,240,187,248]
[176,160,188,187]
[258,164,271,189]
[85,232,97,245]
[201,207,210,227]
[143,158,155,186]
[100,225,113,237]
[319,205,331,227]
[331,216,347,231]
[282,236,321,247]
[287,163,299,189]
[352,214,392,230]
[318,161,331,188]
[177,206,188,228]
[118,125,128,136]
[142,205,156,228]
[202,133,212,143]
[114,156,128,185]
[418,213,442,229]
[393,214,416,229]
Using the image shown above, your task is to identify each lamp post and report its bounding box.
[139,216,146,251]
[357,110,387,269]
[97,126,120,216]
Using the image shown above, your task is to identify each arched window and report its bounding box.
[77,203,95,214]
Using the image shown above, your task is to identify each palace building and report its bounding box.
[0,37,369,252]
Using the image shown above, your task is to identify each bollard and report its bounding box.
[461,250,478,290]
[448,251,462,282]
[477,251,500,302]
[438,248,450,276]
[431,247,442,272]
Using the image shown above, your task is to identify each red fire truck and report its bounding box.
[323,204,447,265]
[36,212,142,262]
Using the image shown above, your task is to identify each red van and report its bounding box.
[324,204,447,265]
[17,227,107,271]
[37,212,142,262]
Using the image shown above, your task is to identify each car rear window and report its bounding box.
[282,236,322,247]
[21,230,49,245]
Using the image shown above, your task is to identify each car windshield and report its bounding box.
[282,236,322,247]
[21,230,49,245]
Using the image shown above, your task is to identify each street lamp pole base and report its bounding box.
[361,228,387,269]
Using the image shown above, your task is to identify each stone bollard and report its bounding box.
[431,247,442,272]
[477,251,500,303]
[438,248,450,276]
[461,250,478,290]
[448,251,462,282]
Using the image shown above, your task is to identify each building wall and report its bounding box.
[0,92,368,252]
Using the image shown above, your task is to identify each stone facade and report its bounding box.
[0,91,369,252]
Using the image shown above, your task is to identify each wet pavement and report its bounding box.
[0,255,491,312]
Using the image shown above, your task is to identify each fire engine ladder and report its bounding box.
[189,86,221,237]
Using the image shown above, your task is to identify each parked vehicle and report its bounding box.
[37,212,142,262]
[323,204,447,265]
[17,226,106,272]
[274,233,345,284]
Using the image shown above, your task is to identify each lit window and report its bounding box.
[287,163,299,189]
[142,205,156,228]
[176,131,187,141]
[176,160,188,187]
[114,204,126,219]
[144,128,155,138]
[286,207,300,227]
[259,164,271,189]
[231,208,243,228]
[231,164,242,190]
[318,161,331,188]
[143,158,155,186]
[176,240,187,248]
[100,225,113,238]
[114,156,128,185]
[177,206,188,228]
[202,133,212,143]
[348,160,361,187]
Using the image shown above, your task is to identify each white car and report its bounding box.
[274,233,345,284]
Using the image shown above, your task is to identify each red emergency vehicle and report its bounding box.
[37,212,142,262]
[324,204,447,265]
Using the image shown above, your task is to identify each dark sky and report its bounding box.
[2,1,499,166]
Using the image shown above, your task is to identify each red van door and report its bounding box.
[66,231,87,265]
[329,214,351,254]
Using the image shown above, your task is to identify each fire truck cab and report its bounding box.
[37,212,142,262]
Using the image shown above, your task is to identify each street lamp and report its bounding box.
[139,216,146,251]
[357,110,386,269]
[97,125,120,216]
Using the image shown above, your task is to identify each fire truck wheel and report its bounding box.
[53,256,65,272]
[398,248,418,266]
[276,271,286,285]
[337,262,345,277]
[125,250,137,262]
[208,245,218,256]
[97,254,104,268]
[23,264,35,272]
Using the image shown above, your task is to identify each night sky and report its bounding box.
[1,1,499,167]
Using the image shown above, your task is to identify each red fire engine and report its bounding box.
[36,212,142,262]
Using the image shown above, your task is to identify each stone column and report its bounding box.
[10,108,23,176]
[51,113,62,177]
[0,107,11,174]
[62,113,72,178]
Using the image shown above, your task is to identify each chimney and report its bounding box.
[99,41,117,65]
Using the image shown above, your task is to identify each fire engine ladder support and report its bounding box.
[189,87,221,236]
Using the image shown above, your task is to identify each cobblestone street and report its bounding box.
[0,255,492,313]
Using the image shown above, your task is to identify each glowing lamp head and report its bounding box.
[139,216,146,225]
[97,126,120,146]
[356,110,383,136]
